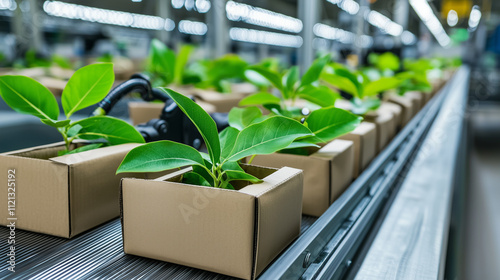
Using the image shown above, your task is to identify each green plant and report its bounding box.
[52,55,73,69]
[228,105,362,156]
[194,54,249,93]
[0,63,145,155]
[145,39,194,88]
[239,54,339,119]
[117,89,314,189]
[321,63,401,115]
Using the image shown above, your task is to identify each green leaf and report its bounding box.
[247,65,283,92]
[224,170,263,184]
[58,143,104,156]
[321,73,359,98]
[228,107,263,130]
[239,92,281,107]
[283,66,299,98]
[221,160,245,172]
[297,85,340,107]
[192,164,215,186]
[62,63,115,117]
[41,119,71,128]
[183,172,212,187]
[300,54,330,87]
[285,139,320,149]
[363,77,401,97]
[174,44,194,85]
[376,52,400,71]
[306,107,362,142]
[220,126,240,159]
[162,88,221,165]
[149,39,175,84]
[71,116,145,145]
[0,75,59,120]
[117,140,206,174]
[351,97,381,115]
[225,116,313,162]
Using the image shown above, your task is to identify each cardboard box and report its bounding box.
[380,102,402,133]
[128,100,216,126]
[193,89,248,112]
[121,165,303,280]
[231,82,257,95]
[364,107,396,153]
[37,77,67,96]
[338,122,377,178]
[386,93,415,126]
[405,91,424,111]
[0,142,151,238]
[250,139,354,217]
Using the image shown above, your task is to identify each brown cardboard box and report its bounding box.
[250,139,354,217]
[38,77,67,96]
[405,91,424,111]
[386,93,415,126]
[128,100,216,126]
[0,142,149,238]
[193,89,247,112]
[231,82,257,95]
[338,122,377,177]
[121,165,303,280]
[380,102,402,133]
[364,107,396,153]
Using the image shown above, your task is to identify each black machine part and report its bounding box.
[92,74,228,148]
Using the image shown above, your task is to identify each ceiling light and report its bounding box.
[447,10,458,27]
[409,0,450,47]
[229,27,303,48]
[178,20,207,35]
[468,6,481,29]
[366,10,403,36]
[226,1,302,33]
[326,0,359,15]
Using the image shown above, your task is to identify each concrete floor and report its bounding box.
[464,109,500,280]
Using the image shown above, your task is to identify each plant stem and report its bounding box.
[247,154,256,165]
[57,127,71,151]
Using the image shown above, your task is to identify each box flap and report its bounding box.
[49,143,142,165]
[1,141,66,156]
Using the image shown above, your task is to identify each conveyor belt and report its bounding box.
[0,216,317,279]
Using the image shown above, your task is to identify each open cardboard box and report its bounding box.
[0,142,156,238]
[121,164,303,280]
[250,139,354,217]
[385,92,416,126]
[192,88,249,113]
[405,91,424,111]
[338,122,377,178]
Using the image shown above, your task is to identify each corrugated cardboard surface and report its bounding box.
[121,165,303,280]
[128,100,216,126]
[0,142,143,238]
[250,140,354,217]
[338,122,377,178]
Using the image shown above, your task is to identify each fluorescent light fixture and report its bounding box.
[409,0,450,47]
[132,0,142,2]
[326,0,359,15]
[229,27,303,48]
[313,23,355,44]
[43,1,175,31]
[447,10,458,27]
[178,20,207,35]
[401,30,417,45]
[0,0,16,10]
[226,1,302,33]
[468,5,481,29]
[172,0,210,13]
[366,10,403,36]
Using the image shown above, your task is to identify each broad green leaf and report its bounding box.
[62,63,115,117]
[0,75,59,120]
[71,116,145,145]
[225,116,313,162]
[150,39,175,84]
[283,66,299,98]
[228,107,263,130]
[174,45,194,85]
[41,119,71,128]
[221,161,245,172]
[300,54,330,87]
[220,126,240,159]
[297,85,340,107]
[58,143,104,156]
[239,92,281,106]
[224,170,262,184]
[117,140,205,174]
[162,88,221,165]
[321,73,359,98]
[351,97,381,115]
[376,52,400,71]
[363,77,401,97]
[285,139,320,149]
[245,69,271,87]
[306,107,362,142]
[247,65,283,92]
[183,172,212,187]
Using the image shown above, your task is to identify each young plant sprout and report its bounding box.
[0,63,145,155]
